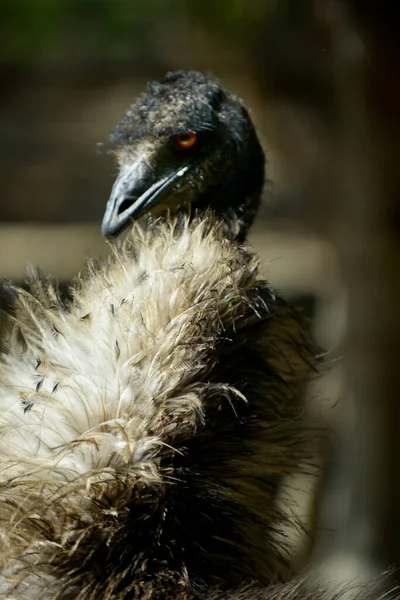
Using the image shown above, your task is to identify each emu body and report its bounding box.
[0,217,315,598]
[0,220,393,600]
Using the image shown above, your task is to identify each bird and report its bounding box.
[0,71,394,600]
[101,70,264,242]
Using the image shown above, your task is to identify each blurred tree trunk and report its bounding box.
[254,0,400,590]
[312,0,400,588]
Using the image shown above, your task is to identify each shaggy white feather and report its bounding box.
[0,217,275,597]
[0,219,262,480]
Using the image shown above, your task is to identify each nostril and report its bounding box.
[117,198,135,215]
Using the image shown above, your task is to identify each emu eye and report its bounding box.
[176,131,197,149]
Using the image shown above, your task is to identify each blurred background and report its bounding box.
[1,0,399,590]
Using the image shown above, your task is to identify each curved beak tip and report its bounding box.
[101,219,114,239]
[101,161,194,239]
[101,202,120,239]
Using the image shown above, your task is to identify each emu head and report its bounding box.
[102,71,265,241]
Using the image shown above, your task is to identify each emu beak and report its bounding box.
[101,159,193,238]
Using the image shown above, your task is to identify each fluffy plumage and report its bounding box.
[0,215,318,598]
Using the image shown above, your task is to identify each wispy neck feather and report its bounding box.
[0,215,320,599]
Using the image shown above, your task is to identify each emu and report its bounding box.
[0,71,394,599]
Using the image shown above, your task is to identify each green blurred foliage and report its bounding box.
[1,0,289,66]
[2,0,185,64]
[194,0,285,32]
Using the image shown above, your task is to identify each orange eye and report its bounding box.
[176,131,197,149]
